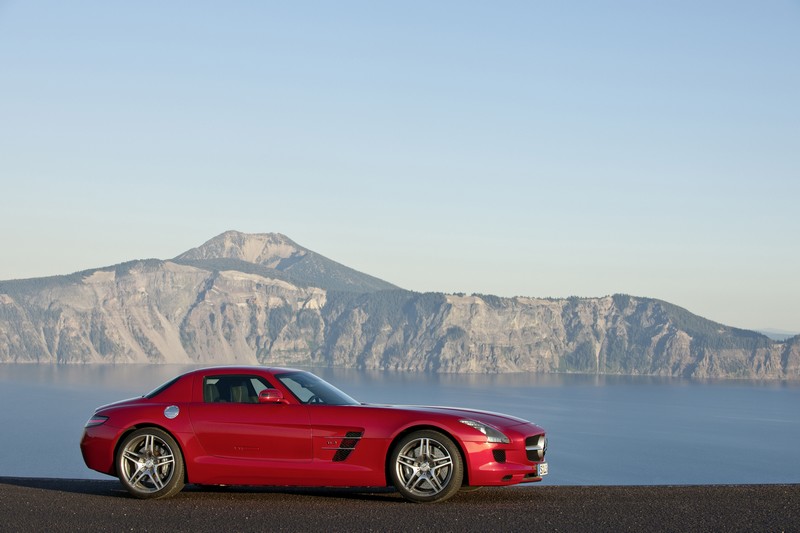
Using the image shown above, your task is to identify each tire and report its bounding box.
[389,430,464,503]
[116,428,185,499]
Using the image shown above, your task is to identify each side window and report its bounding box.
[204,375,273,404]
[204,377,222,403]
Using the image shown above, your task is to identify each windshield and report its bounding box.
[275,371,359,405]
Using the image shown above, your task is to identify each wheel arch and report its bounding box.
[112,424,189,483]
[384,424,470,488]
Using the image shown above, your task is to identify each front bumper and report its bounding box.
[462,425,548,486]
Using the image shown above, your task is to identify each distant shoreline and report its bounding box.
[2,361,800,382]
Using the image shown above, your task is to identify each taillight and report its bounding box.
[84,415,108,428]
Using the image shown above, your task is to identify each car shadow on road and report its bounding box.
[0,476,404,502]
[184,483,402,502]
[0,476,127,497]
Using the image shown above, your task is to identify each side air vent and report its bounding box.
[332,431,363,462]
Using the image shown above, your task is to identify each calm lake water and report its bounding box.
[1,364,798,486]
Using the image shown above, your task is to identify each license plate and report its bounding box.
[538,463,549,476]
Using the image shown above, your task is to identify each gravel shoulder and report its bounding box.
[1,477,797,532]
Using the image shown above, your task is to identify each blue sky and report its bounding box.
[1,1,798,332]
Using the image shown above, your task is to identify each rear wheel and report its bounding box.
[116,428,184,499]
[390,430,463,503]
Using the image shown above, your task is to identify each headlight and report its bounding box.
[460,419,510,444]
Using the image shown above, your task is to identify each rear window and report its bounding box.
[144,376,181,398]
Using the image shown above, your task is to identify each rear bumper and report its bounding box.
[80,424,122,476]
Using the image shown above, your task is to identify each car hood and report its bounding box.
[367,404,536,429]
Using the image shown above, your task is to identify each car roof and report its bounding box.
[181,366,305,378]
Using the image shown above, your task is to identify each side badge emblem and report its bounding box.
[164,405,180,419]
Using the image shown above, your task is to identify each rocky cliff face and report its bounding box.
[0,259,326,365]
[317,292,799,378]
[1,231,798,379]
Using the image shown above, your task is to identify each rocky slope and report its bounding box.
[1,231,798,378]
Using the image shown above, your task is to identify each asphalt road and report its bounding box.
[0,478,797,532]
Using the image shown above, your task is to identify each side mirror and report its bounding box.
[258,389,287,404]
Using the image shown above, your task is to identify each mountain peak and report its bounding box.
[173,231,400,293]
[175,231,307,268]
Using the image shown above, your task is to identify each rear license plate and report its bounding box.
[538,463,549,476]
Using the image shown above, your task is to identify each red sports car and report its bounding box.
[80,366,548,503]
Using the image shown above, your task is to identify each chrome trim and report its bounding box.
[321,435,362,451]
[525,435,547,461]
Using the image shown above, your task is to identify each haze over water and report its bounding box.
[1,365,798,486]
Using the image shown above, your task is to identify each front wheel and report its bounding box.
[116,428,185,499]
[389,430,464,503]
